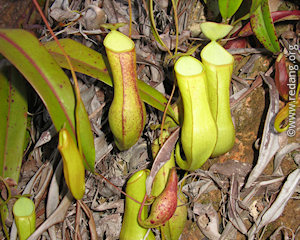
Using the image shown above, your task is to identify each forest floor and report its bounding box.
[0,0,299,239]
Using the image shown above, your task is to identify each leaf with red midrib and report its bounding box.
[0,29,95,171]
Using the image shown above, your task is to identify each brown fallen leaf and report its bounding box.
[146,127,180,196]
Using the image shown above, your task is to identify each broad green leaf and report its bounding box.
[218,0,243,20]
[0,67,27,183]
[0,29,95,171]
[250,0,280,53]
[76,97,95,172]
[44,39,111,86]
[44,39,178,122]
[231,0,263,25]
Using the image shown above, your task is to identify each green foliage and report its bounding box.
[205,0,280,53]
[0,29,95,173]
[44,39,177,122]
[0,27,179,185]
[0,67,27,183]
[0,0,291,235]
[250,0,280,53]
[218,0,243,20]
[250,0,264,13]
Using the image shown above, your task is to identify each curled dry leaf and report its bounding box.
[47,160,63,239]
[49,0,79,22]
[145,127,180,196]
[97,214,123,239]
[34,125,57,149]
[194,203,221,240]
[210,160,252,179]
[245,74,280,188]
[82,5,107,30]
[248,169,300,240]
[220,176,285,240]
[273,143,300,176]
[228,175,247,234]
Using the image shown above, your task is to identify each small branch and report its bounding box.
[227,48,271,55]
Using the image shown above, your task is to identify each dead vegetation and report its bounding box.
[0,0,299,239]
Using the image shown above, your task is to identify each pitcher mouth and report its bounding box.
[103,30,134,53]
[174,56,204,77]
[201,41,234,66]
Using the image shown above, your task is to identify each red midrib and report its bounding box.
[0,32,75,135]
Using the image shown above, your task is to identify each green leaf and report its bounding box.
[250,0,264,13]
[0,29,95,171]
[218,0,243,20]
[0,67,27,183]
[250,0,280,53]
[43,39,111,86]
[137,80,176,121]
[44,39,178,122]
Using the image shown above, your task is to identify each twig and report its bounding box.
[227,48,271,55]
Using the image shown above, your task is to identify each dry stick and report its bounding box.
[128,0,132,38]
[141,0,148,15]
[32,1,79,95]
[177,0,192,19]
[32,0,83,156]
[159,0,180,145]
[94,172,142,205]
[171,0,179,55]
[78,200,98,240]
[75,201,82,240]
[149,0,173,57]
[227,48,270,55]
[230,76,262,108]
[230,65,275,108]
[159,82,176,145]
